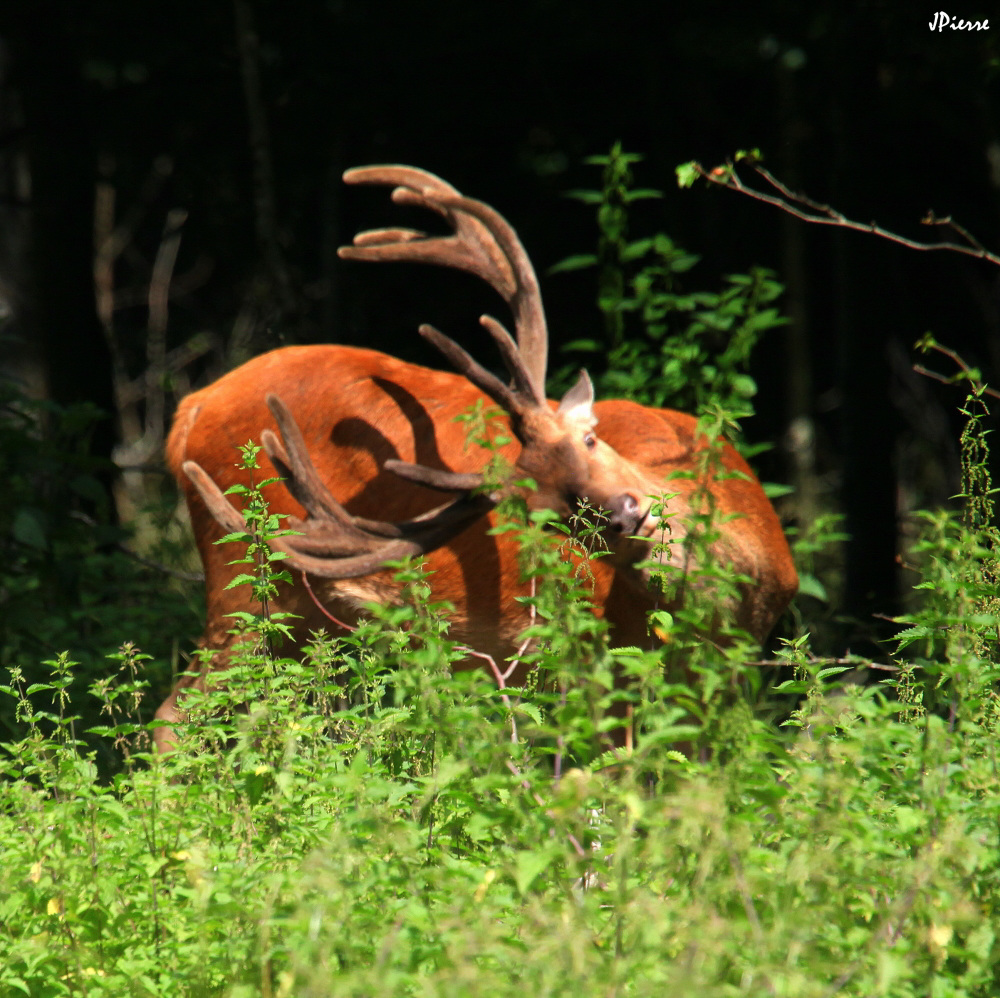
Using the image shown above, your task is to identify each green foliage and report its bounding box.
[214,439,299,655]
[894,384,1000,722]
[4,458,1000,995]
[555,143,786,423]
[6,353,1000,996]
[0,374,198,756]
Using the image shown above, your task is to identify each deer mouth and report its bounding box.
[604,491,664,541]
[633,504,655,537]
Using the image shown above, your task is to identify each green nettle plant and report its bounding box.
[552,143,786,426]
[0,372,197,767]
[3,167,1000,992]
[4,380,1000,996]
[554,145,847,638]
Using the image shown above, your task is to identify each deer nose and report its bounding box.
[607,492,643,535]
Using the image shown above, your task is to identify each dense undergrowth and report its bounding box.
[2,379,1000,997]
[0,377,199,763]
[3,149,1000,994]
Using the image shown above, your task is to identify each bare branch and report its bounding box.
[688,159,1000,267]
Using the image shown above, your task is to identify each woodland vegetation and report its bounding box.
[1,3,1000,994]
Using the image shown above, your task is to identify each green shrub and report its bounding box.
[552,143,786,428]
[3,381,1000,997]
[0,374,198,760]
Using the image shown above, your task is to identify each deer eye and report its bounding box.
[583,432,597,450]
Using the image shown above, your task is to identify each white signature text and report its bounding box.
[929,11,989,30]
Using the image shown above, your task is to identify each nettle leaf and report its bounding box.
[623,238,655,260]
[215,531,252,545]
[561,338,602,353]
[795,573,828,602]
[12,508,47,550]
[668,253,701,273]
[675,161,699,188]
[624,187,663,202]
[549,253,598,273]
[762,481,794,499]
[731,373,758,398]
[513,846,562,896]
[563,189,604,204]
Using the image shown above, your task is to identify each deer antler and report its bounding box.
[182,394,495,580]
[338,165,548,402]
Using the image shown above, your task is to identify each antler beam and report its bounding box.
[337,165,548,401]
[183,394,495,580]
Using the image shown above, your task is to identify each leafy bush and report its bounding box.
[3,382,1000,997]
[553,143,786,425]
[0,374,198,757]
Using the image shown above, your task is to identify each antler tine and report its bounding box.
[343,165,462,199]
[266,393,475,541]
[343,226,507,294]
[339,165,549,400]
[435,193,547,396]
[257,488,492,580]
[417,324,522,420]
[185,393,497,581]
[183,460,249,536]
[339,175,516,300]
[264,395,361,530]
[478,314,543,406]
[384,459,485,494]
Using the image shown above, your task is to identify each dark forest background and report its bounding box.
[0,0,998,687]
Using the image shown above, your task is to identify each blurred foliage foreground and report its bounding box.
[1,377,1000,998]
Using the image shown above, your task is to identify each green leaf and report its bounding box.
[548,254,598,273]
[224,611,260,624]
[668,253,701,273]
[214,531,251,545]
[513,847,559,895]
[795,574,828,603]
[762,482,794,499]
[624,188,663,202]
[675,161,699,188]
[562,189,604,204]
[12,508,47,549]
[561,338,602,353]
[622,237,654,260]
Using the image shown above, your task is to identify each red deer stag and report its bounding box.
[157,166,797,750]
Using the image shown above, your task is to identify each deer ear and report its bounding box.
[557,369,597,428]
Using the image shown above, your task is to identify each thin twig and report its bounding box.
[461,647,519,743]
[114,544,204,583]
[505,759,546,808]
[747,655,898,673]
[300,572,357,632]
[912,363,1000,399]
[912,340,1000,400]
[692,160,1000,267]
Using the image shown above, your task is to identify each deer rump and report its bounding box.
[156,165,798,750]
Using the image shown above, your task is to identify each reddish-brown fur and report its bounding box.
[157,343,798,746]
